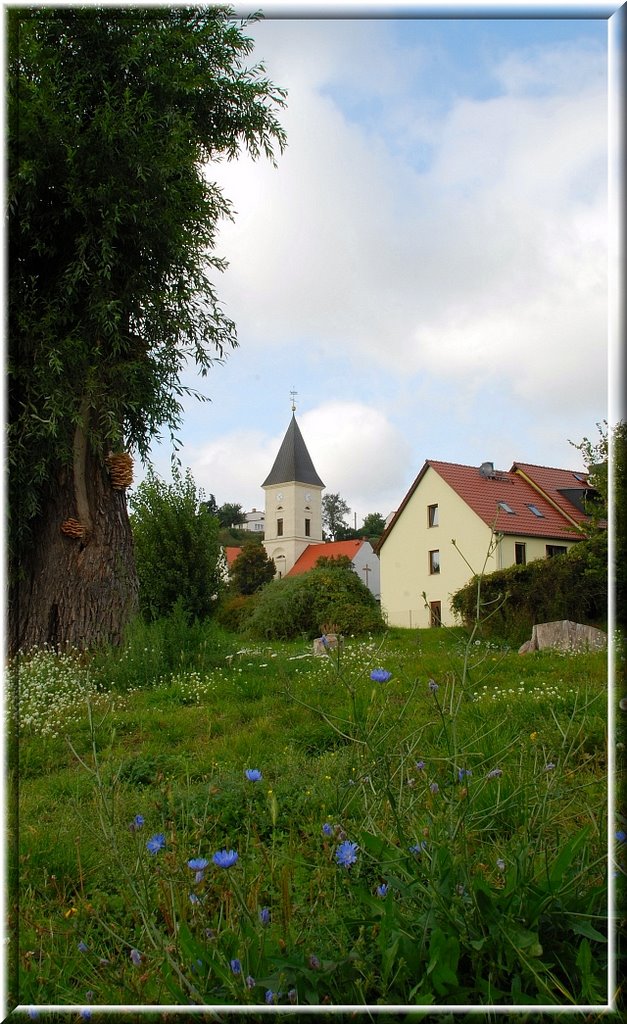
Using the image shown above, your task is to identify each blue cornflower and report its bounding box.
[187,857,209,871]
[322,822,333,837]
[259,906,271,926]
[132,814,145,829]
[376,883,388,898]
[457,768,472,782]
[265,989,276,1005]
[410,840,427,855]
[370,668,392,683]
[245,768,262,782]
[194,870,205,883]
[308,954,321,969]
[415,760,426,770]
[544,762,556,772]
[212,849,238,868]
[616,830,626,843]
[428,679,439,693]
[246,975,256,989]
[77,941,88,953]
[230,958,242,975]
[335,840,359,868]
[486,768,503,779]
[320,634,330,648]
[189,893,200,905]
[130,948,142,965]
[27,1010,39,1020]
[146,833,166,855]
[429,782,439,795]
[80,1011,91,1021]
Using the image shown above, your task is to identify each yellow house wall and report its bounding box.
[379,467,578,628]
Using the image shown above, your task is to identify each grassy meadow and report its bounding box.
[8,616,617,1014]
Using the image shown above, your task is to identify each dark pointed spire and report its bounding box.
[262,414,325,488]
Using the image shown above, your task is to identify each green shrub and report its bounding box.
[245,563,386,640]
[451,531,607,643]
[215,593,258,632]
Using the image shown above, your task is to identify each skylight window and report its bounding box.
[527,504,544,517]
[497,501,515,514]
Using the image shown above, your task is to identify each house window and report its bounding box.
[527,504,544,517]
[430,601,442,627]
[305,518,311,537]
[277,518,283,537]
[515,542,526,565]
[546,544,567,558]
[429,550,440,574]
[427,504,439,527]
[498,501,515,514]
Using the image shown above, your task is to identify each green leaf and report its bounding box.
[547,826,591,887]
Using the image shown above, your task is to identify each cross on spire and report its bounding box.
[290,388,298,413]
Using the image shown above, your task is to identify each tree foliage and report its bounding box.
[230,544,275,595]
[322,493,351,541]
[218,502,247,528]
[8,5,286,569]
[129,466,224,621]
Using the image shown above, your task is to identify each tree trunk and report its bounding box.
[9,443,139,654]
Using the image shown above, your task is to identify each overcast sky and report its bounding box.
[136,2,616,527]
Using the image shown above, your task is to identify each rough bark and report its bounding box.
[9,444,138,654]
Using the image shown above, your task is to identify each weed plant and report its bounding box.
[10,618,612,1011]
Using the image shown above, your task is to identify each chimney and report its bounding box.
[479,461,495,478]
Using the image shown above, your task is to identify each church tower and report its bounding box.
[262,403,324,578]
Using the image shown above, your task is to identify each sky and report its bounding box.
[135,1,618,528]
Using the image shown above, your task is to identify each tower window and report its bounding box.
[277,518,283,537]
[305,518,311,537]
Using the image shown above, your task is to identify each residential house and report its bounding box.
[377,459,597,628]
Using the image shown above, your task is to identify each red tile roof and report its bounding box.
[510,462,595,529]
[378,459,592,551]
[429,460,584,540]
[287,540,366,576]
[224,546,243,567]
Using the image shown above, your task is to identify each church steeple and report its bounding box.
[262,414,325,489]
[262,406,324,577]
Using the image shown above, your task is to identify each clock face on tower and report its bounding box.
[276,492,283,501]
[305,492,311,501]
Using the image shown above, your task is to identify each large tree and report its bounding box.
[8,6,286,653]
[322,493,351,542]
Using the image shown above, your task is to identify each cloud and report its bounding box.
[207,24,607,420]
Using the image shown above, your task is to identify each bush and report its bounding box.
[215,593,259,632]
[451,531,607,644]
[245,563,386,640]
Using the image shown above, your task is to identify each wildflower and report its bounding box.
[187,857,209,871]
[265,989,276,1004]
[246,975,255,989]
[320,634,330,648]
[189,893,200,905]
[415,760,426,770]
[616,830,626,843]
[212,849,238,868]
[530,732,538,741]
[486,768,503,779]
[544,762,556,772]
[259,906,271,926]
[429,782,439,795]
[230,958,242,975]
[245,768,262,782]
[428,679,439,693]
[194,870,205,883]
[335,840,359,868]
[370,668,392,683]
[77,941,88,953]
[80,1011,91,1021]
[146,833,166,855]
[410,840,427,855]
[131,814,145,831]
[130,949,142,965]
[458,768,472,782]
[322,823,333,837]
[496,859,506,872]
[27,1009,39,1020]
[308,954,321,969]
[376,883,388,898]
[288,988,298,1004]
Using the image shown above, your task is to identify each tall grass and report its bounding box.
[9,617,612,1011]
